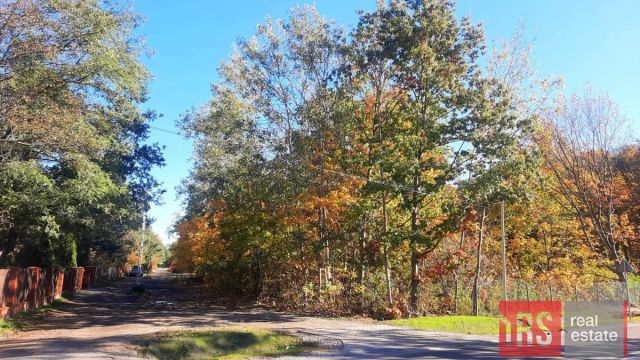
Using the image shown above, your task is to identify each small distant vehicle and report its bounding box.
[168,260,177,272]
[128,265,145,277]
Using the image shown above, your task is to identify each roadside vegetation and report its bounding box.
[390,316,500,335]
[141,329,314,360]
[0,319,15,335]
[173,0,640,319]
[5,297,69,331]
[389,315,554,335]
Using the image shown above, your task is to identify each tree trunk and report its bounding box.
[318,207,331,289]
[410,250,420,314]
[323,208,332,286]
[359,226,367,285]
[453,231,465,314]
[408,170,420,314]
[381,191,393,307]
[300,231,308,305]
[383,242,393,307]
[373,81,393,308]
[77,236,91,267]
[473,208,487,316]
[0,226,18,267]
[501,201,508,301]
[252,249,262,297]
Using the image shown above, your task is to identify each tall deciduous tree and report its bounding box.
[546,88,631,281]
[0,0,164,268]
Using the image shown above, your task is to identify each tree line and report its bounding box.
[173,0,640,317]
[0,0,165,269]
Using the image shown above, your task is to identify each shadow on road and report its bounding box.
[4,269,632,359]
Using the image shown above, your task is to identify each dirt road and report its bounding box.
[1,269,637,359]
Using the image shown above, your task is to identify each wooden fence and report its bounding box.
[0,265,125,319]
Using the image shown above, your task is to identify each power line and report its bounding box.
[149,125,181,135]
[147,124,428,195]
[313,166,428,195]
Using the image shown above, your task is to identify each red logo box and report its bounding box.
[499,300,563,357]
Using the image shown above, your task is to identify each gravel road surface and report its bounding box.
[1,269,638,359]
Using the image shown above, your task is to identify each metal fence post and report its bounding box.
[526,283,531,314]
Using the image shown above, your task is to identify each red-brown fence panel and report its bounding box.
[1,265,123,319]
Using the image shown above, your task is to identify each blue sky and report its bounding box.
[134,0,640,244]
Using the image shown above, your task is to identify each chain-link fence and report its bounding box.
[424,279,640,316]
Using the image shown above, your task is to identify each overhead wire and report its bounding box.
[149,124,430,196]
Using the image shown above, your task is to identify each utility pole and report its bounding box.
[501,201,507,301]
[137,214,146,285]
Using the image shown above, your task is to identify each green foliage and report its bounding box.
[172,0,635,318]
[174,0,547,316]
[0,319,16,335]
[124,228,168,268]
[0,0,164,268]
[141,329,313,360]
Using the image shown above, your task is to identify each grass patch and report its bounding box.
[389,315,501,335]
[51,296,68,306]
[0,319,16,335]
[141,329,314,360]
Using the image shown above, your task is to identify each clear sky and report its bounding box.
[134,0,640,245]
